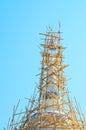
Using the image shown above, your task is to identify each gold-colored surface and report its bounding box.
[6,27,85,130]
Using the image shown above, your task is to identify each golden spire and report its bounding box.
[6,26,85,130]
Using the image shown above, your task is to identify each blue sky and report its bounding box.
[0,0,86,129]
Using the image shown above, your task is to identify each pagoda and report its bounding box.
[6,25,85,130]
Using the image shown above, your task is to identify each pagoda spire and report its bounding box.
[39,26,68,112]
[6,26,85,130]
